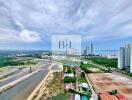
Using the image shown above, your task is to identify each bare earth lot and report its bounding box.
[88,73,132,100]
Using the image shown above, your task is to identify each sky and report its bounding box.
[0,0,132,51]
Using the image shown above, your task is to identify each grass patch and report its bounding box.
[88,57,117,68]
[0,56,37,68]
[64,77,76,83]
[80,64,96,73]
[78,75,87,83]
[52,93,69,100]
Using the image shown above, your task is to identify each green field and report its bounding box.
[88,57,117,68]
[0,56,37,68]
[80,63,105,73]
[60,60,80,67]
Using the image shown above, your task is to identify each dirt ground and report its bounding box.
[88,73,132,100]
[33,72,64,100]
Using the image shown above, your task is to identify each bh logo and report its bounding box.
[59,38,71,50]
[52,35,81,60]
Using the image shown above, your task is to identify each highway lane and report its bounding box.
[0,70,48,100]
[0,68,21,79]
[0,60,50,100]
[0,60,51,87]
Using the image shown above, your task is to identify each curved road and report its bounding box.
[0,60,50,87]
[0,60,51,100]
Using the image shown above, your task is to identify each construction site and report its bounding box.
[88,73,132,100]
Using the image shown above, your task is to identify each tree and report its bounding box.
[64,77,76,83]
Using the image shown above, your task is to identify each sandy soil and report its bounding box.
[33,72,64,100]
[88,73,132,100]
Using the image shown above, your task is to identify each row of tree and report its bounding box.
[0,56,36,68]
[89,57,117,68]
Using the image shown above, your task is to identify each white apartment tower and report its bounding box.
[118,44,132,73]
[90,43,94,55]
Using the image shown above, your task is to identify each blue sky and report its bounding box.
[0,0,132,51]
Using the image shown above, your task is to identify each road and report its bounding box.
[0,68,18,78]
[26,62,63,100]
[0,59,51,100]
[0,60,50,87]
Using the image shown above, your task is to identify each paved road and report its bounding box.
[0,68,20,78]
[0,60,51,100]
[0,60,51,87]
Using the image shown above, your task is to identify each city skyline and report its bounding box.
[0,0,132,50]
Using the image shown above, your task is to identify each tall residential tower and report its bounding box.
[118,44,132,73]
[90,43,94,55]
[84,43,94,56]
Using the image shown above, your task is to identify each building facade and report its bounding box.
[118,44,132,73]
[90,43,93,55]
[84,43,94,56]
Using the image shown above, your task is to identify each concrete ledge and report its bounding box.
[0,70,39,93]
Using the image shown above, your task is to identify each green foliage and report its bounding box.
[81,72,85,77]
[67,69,72,73]
[80,64,92,73]
[64,77,76,83]
[64,66,76,75]
[63,64,70,67]
[110,90,117,95]
[122,71,132,77]
[89,57,117,68]
[52,93,69,100]
[78,74,86,83]
[69,89,91,97]
[0,56,36,68]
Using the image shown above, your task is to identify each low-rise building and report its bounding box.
[64,73,74,77]
[75,66,82,75]
[79,83,90,90]
[66,83,75,90]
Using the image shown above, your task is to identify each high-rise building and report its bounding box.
[118,47,125,69]
[118,44,132,73]
[86,46,89,55]
[83,43,94,56]
[84,46,89,55]
[90,43,94,55]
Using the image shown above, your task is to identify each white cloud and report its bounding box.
[0,0,132,44]
[19,30,41,42]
